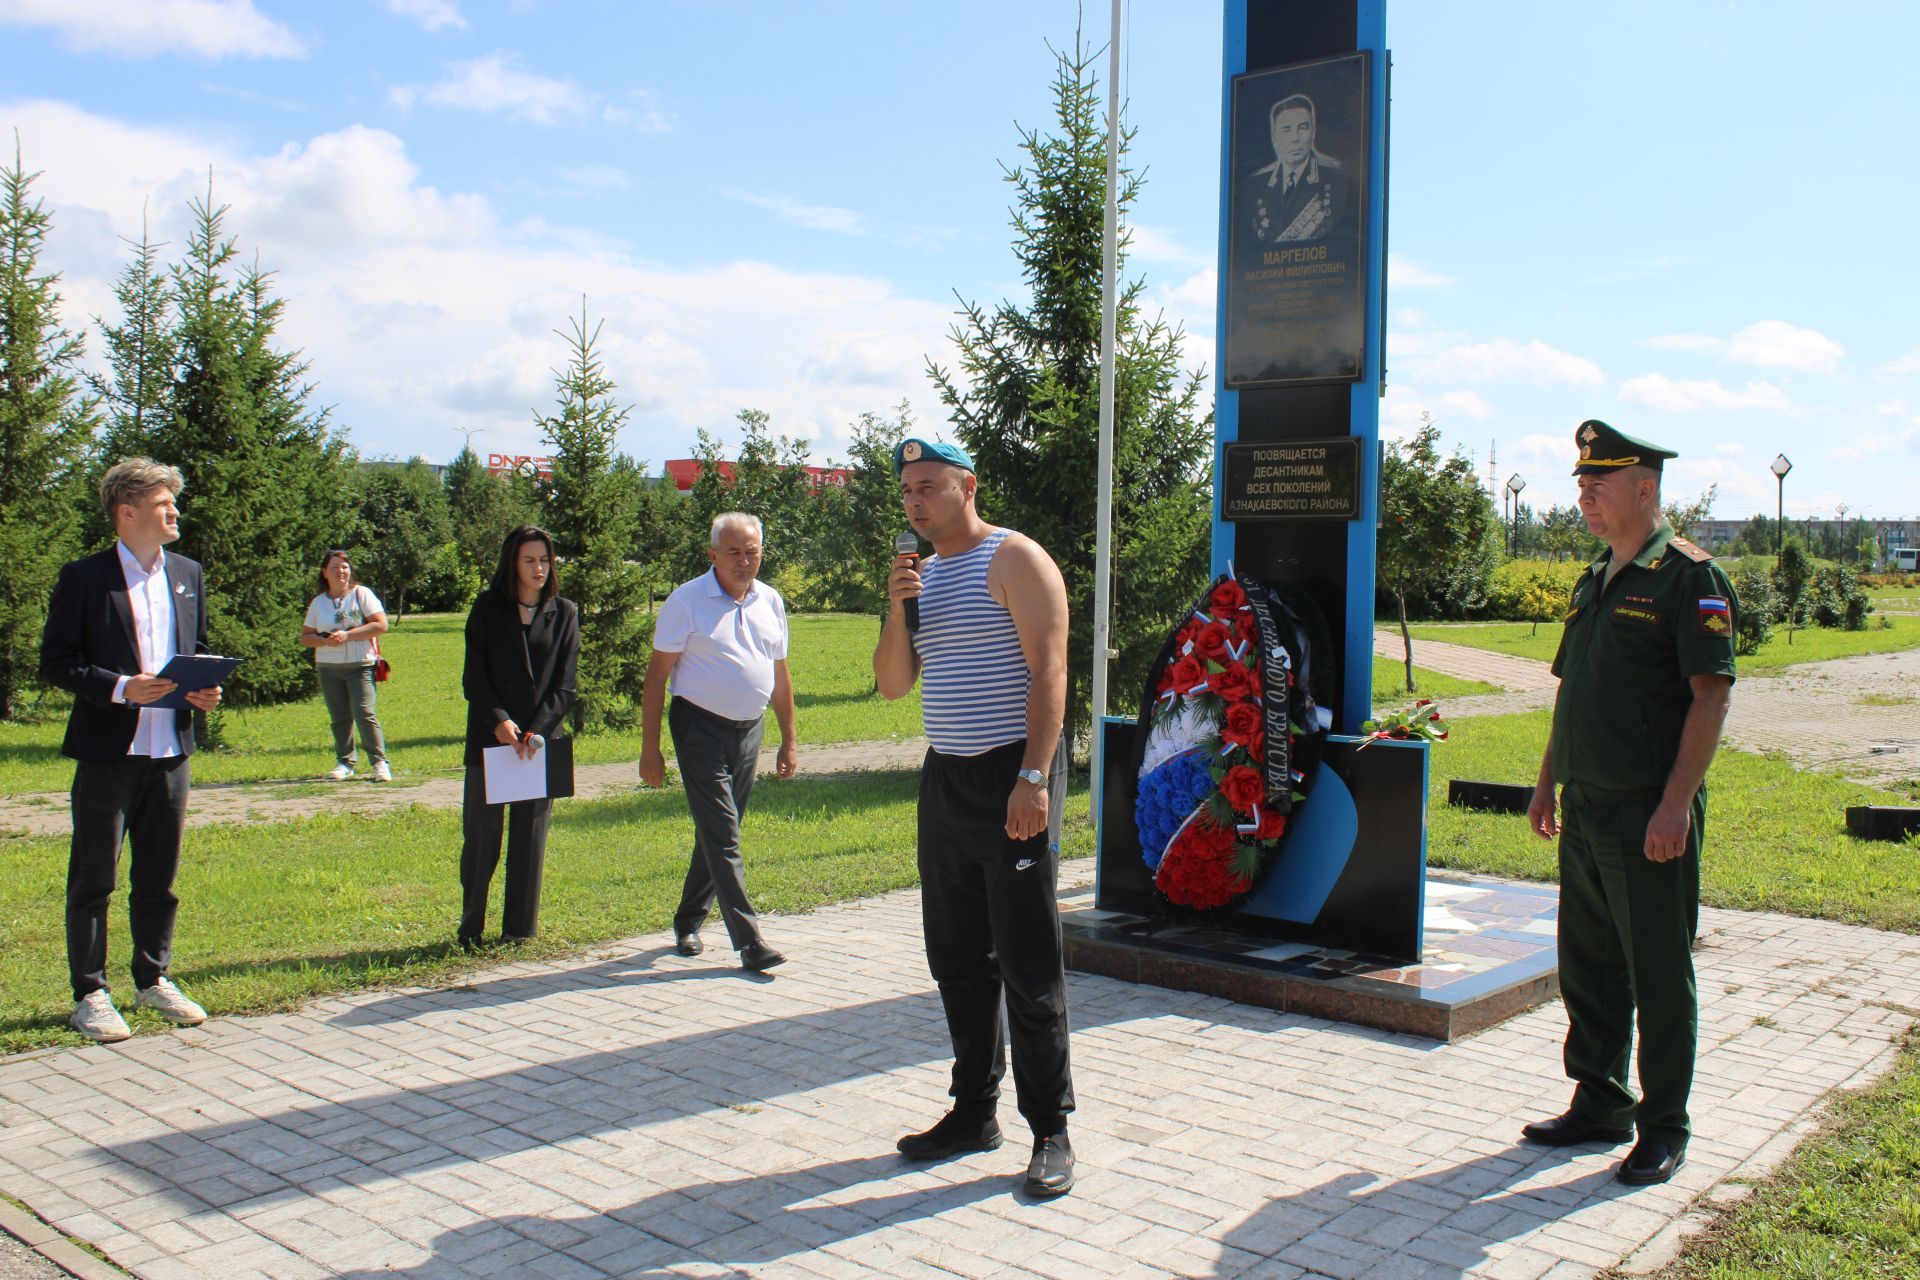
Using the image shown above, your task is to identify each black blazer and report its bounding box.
[39,546,209,763]
[462,592,579,766]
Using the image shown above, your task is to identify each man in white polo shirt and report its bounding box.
[640,511,796,971]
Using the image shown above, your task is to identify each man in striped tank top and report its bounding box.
[874,438,1077,1197]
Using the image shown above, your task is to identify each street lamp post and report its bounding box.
[1836,503,1850,562]
[1506,474,1526,558]
[1769,453,1792,558]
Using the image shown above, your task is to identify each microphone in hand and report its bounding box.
[894,530,921,633]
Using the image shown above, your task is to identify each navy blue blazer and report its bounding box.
[39,546,209,762]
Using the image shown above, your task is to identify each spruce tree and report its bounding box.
[538,300,651,730]
[927,34,1213,742]
[349,458,455,615]
[156,186,350,705]
[0,141,97,720]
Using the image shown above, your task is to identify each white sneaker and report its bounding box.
[135,977,207,1026]
[328,762,355,781]
[70,991,131,1043]
[371,761,392,783]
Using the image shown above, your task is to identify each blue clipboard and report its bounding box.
[149,654,242,710]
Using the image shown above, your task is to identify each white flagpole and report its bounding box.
[1089,0,1122,814]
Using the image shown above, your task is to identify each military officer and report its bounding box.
[1521,420,1736,1186]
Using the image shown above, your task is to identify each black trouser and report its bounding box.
[917,736,1074,1136]
[459,767,551,942]
[669,696,765,950]
[67,755,191,1001]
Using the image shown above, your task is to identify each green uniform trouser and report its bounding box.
[1557,780,1703,1148]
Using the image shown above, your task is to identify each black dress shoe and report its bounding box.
[897,1111,1003,1160]
[675,933,703,957]
[739,941,786,972]
[1024,1132,1075,1197]
[1520,1110,1635,1147]
[1616,1139,1685,1185]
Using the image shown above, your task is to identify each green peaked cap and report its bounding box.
[1571,419,1677,476]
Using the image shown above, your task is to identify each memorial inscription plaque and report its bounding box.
[1222,437,1361,521]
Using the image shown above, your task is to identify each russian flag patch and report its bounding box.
[1698,596,1731,636]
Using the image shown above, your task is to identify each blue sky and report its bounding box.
[4,0,1916,523]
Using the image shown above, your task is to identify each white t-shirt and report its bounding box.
[304,585,384,666]
[653,570,788,721]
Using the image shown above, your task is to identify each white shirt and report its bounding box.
[653,570,788,721]
[113,540,180,759]
[304,585,384,665]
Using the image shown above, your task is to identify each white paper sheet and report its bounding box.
[482,742,548,804]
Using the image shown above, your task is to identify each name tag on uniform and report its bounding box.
[1611,604,1661,626]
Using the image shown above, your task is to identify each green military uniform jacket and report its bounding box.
[1550,521,1738,789]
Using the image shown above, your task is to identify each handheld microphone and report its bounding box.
[894,530,921,632]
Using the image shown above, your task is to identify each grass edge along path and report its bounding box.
[1635,1026,1920,1280]
[0,770,1093,1057]
[1402,617,1919,672]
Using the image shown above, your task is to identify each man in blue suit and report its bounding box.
[39,458,223,1042]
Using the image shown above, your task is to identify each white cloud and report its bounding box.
[601,91,673,135]
[1435,390,1492,421]
[0,0,304,59]
[1399,336,1604,386]
[719,188,867,235]
[392,53,590,124]
[1158,267,1217,326]
[14,101,954,466]
[1387,252,1454,289]
[1617,374,1795,413]
[1725,320,1844,374]
[1884,347,1920,376]
[553,164,632,194]
[383,0,465,31]
[1125,224,1208,268]
[1393,308,1432,330]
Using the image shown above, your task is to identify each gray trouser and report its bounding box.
[669,696,765,950]
[317,662,387,767]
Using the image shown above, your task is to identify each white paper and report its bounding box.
[482,742,548,804]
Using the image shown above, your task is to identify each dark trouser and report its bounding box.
[1557,780,1703,1149]
[917,736,1074,1136]
[67,756,191,1001]
[669,697,767,950]
[459,767,551,942]
[317,661,387,767]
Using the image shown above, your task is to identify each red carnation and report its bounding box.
[1222,700,1264,746]
[1221,765,1266,812]
[1211,580,1248,612]
[1167,654,1205,694]
[1192,620,1232,663]
[1212,662,1254,702]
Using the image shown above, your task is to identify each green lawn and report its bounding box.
[1404,617,1920,673]
[1427,709,1920,933]
[0,613,922,795]
[1370,655,1497,703]
[1655,1027,1920,1279]
[0,771,1094,1054]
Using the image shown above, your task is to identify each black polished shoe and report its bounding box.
[897,1110,1003,1160]
[1024,1131,1075,1197]
[1520,1109,1635,1147]
[675,932,704,957]
[739,941,786,972]
[1616,1139,1686,1185]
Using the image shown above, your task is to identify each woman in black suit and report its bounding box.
[459,525,579,947]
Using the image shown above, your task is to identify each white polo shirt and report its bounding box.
[653,570,788,722]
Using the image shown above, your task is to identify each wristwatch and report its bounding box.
[1016,768,1048,788]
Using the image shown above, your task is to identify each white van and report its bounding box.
[1893,546,1920,572]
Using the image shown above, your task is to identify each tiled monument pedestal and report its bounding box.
[1062,873,1559,1042]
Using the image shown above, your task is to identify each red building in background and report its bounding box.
[662,460,853,492]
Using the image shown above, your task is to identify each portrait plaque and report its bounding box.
[1221,437,1362,521]
[1224,51,1370,387]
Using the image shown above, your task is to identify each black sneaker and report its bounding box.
[1024,1131,1075,1196]
[897,1111,1004,1160]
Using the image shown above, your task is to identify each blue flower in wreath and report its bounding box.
[1135,749,1214,870]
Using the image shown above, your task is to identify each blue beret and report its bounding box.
[892,437,974,475]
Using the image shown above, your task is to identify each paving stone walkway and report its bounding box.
[3,862,1918,1280]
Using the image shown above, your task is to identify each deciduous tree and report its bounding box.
[1377,417,1498,691]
